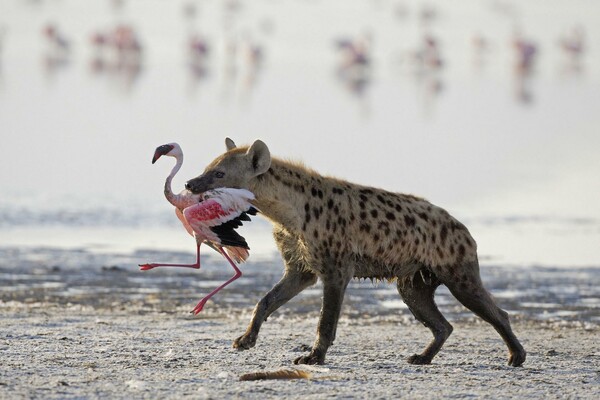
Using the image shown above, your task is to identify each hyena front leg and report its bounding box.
[233,268,317,350]
[294,267,352,365]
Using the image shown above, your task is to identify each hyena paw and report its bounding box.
[508,349,526,367]
[293,352,325,365]
[407,354,432,365]
[232,334,256,350]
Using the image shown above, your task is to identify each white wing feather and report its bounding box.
[203,188,256,210]
[198,189,257,228]
[182,188,257,255]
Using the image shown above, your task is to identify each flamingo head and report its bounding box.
[152,142,181,164]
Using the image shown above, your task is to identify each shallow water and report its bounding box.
[1,0,600,267]
[1,1,599,323]
[1,246,598,325]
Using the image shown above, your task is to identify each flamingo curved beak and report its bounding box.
[152,144,174,164]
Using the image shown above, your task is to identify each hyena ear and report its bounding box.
[225,137,237,151]
[246,140,271,176]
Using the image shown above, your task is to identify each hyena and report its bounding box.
[185,138,526,367]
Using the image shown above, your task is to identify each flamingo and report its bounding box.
[559,26,585,61]
[43,24,70,54]
[139,143,258,314]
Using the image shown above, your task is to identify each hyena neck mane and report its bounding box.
[249,158,336,231]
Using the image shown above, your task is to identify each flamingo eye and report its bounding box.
[215,171,225,178]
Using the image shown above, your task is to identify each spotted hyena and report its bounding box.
[185,138,526,367]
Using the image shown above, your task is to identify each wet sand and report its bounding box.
[1,247,599,399]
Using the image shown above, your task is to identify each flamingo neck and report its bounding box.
[164,155,184,208]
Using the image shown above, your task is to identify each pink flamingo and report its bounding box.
[559,26,585,61]
[43,24,69,50]
[188,34,210,78]
[512,31,537,73]
[189,34,209,60]
[335,34,371,70]
[139,143,257,314]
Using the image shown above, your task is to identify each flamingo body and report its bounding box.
[139,143,257,314]
[184,194,257,249]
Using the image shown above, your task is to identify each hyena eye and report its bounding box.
[215,171,225,178]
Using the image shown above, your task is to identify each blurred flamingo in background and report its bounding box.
[112,24,142,60]
[189,34,209,61]
[511,30,538,103]
[559,26,585,58]
[139,143,258,314]
[89,25,143,64]
[88,24,143,89]
[188,34,210,78]
[335,34,371,71]
[334,33,372,97]
[559,26,585,71]
[416,34,444,70]
[43,23,70,55]
[512,31,537,74]
[42,23,71,73]
[243,39,264,68]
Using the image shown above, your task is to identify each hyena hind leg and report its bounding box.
[443,262,526,367]
[397,269,453,365]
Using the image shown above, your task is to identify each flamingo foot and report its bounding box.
[190,248,243,314]
[139,244,202,271]
[138,262,200,271]
[191,298,209,315]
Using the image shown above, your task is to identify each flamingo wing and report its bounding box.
[182,197,257,250]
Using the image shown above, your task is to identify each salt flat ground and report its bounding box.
[0,248,598,399]
[0,306,599,400]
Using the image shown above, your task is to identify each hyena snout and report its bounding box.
[185,176,212,194]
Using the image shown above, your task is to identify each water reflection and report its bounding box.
[239,37,265,102]
[1,246,598,324]
[2,0,600,269]
[0,1,589,107]
[511,30,538,104]
[88,25,144,92]
[334,33,372,98]
[181,0,268,103]
[558,26,586,76]
[41,23,71,79]
[187,33,210,81]
[394,32,445,115]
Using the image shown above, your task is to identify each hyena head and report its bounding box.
[185,138,271,194]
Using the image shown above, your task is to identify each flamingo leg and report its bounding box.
[139,244,201,271]
[191,247,243,315]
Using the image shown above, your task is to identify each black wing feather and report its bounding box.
[210,226,249,249]
[210,207,258,249]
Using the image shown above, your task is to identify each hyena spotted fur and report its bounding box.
[185,138,526,367]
